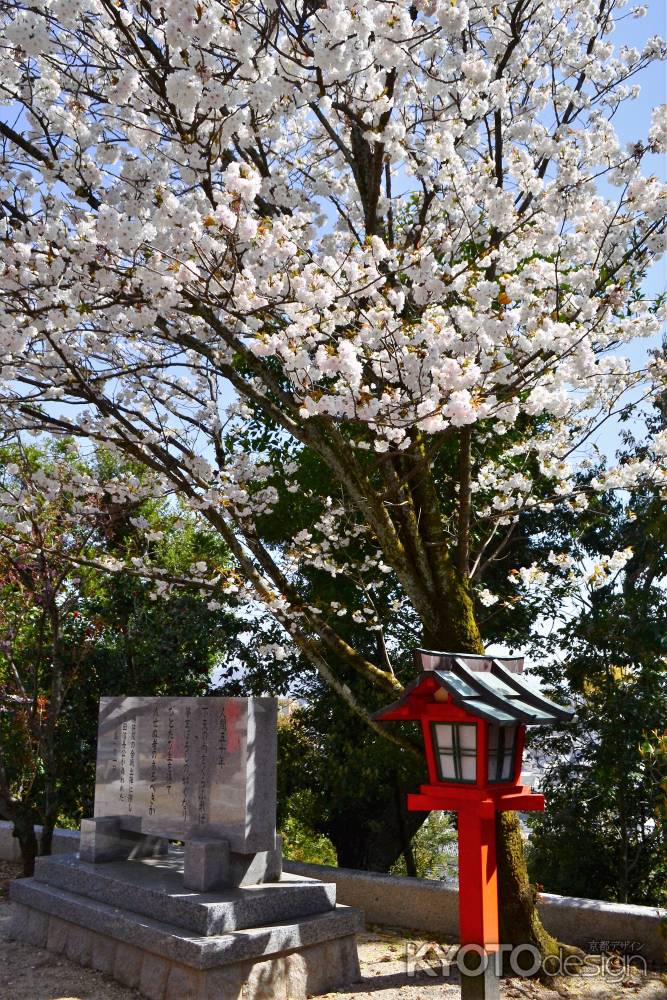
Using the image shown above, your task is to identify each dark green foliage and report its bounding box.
[527,647,667,905]
[276,694,427,871]
[527,473,667,906]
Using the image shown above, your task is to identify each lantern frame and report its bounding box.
[373,650,573,814]
[373,649,576,1000]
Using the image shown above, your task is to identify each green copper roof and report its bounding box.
[374,652,575,727]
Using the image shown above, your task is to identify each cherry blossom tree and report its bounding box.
[0,0,666,954]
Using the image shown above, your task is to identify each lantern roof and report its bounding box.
[373,650,575,727]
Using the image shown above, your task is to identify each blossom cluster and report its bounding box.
[0,0,665,658]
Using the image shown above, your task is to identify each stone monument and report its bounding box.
[83,696,282,890]
[9,695,361,1000]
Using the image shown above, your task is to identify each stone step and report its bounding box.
[10,877,361,971]
[33,853,336,935]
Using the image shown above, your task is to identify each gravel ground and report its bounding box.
[0,863,665,1000]
[0,861,141,999]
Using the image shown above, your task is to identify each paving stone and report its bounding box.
[6,904,43,947]
[245,954,288,999]
[284,949,308,997]
[6,902,29,942]
[65,925,93,966]
[200,961,247,999]
[165,963,205,1000]
[113,941,144,989]
[287,935,361,997]
[139,952,172,1000]
[26,907,49,947]
[90,932,117,974]
[46,915,69,954]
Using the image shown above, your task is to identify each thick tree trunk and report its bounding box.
[330,800,428,871]
[39,814,57,856]
[422,574,482,653]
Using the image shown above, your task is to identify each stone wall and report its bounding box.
[283,861,667,966]
[1,822,664,965]
[0,822,79,863]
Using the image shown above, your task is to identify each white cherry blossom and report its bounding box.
[0,0,664,713]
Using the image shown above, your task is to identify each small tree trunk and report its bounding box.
[394,777,417,876]
[13,812,38,877]
[39,814,57,856]
[496,811,559,969]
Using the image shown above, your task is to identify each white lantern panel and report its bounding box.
[488,725,517,783]
[458,725,477,750]
[432,723,478,783]
[434,724,453,751]
[460,756,477,782]
[439,754,457,780]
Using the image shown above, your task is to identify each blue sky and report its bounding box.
[577,3,667,461]
[613,3,667,299]
[612,3,667,168]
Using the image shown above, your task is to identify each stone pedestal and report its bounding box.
[81,819,283,892]
[8,850,362,1000]
[80,817,170,863]
[22,696,362,996]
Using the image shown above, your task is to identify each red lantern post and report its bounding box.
[374,650,574,1000]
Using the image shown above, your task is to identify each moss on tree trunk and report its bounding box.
[496,811,559,969]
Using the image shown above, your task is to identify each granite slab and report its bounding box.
[33,853,335,934]
[9,878,362,970]
[94,696,277,853]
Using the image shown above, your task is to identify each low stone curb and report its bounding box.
[283,861,667,965]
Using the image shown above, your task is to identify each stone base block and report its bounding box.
[227,838,283,888]
[9,847,361,1000]
[184,838,230,892]
[34,853,333,934]
[183,837,283,891]
[80,817,169,863]
[8,899,361,1000]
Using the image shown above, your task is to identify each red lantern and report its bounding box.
[374,650,574,999]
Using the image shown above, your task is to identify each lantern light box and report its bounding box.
[374,650,575,1000]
